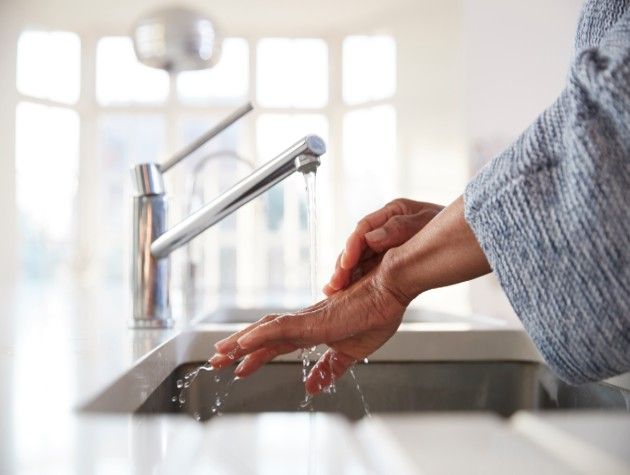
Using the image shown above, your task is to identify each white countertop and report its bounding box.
[1,279,628,474]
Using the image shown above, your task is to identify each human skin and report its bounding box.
[210,195,491,394]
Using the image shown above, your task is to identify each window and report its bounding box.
[15,31,81,279]
[96,37,169,105]
[343,35,396,105]
[177,38,249,105]
[341,35,398,225]
[17,31,81,104]
[14,29,405,316]
[256,113,330,296]
[257,38,328,108]
[16,103,80,242]
[342,105,397,223]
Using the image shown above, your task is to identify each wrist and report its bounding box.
[378,248,423,307]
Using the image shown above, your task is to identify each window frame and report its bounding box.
[14,29,400,310]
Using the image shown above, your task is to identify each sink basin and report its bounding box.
[137,361,630,422]
[196,306,499,325]
[79,310,630,422]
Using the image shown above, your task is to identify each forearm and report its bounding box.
[382,195,491,303]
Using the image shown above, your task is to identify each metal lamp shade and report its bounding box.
[132,7,222,72]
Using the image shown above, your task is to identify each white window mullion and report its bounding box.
[76,33,101,280]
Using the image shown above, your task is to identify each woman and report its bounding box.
[211,0,630,395]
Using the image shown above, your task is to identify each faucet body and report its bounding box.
[130,135,325,328]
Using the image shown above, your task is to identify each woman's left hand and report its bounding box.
[209,259,408,395]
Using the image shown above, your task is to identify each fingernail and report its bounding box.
[365,228,387,242]
[209,354,221,365]
[340,250,349,269]
[235,360,246,375]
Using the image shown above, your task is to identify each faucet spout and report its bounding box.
[150,135,325,259]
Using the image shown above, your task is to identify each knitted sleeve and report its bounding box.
[463,7,630,384]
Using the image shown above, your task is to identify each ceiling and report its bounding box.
[4,0,419,36]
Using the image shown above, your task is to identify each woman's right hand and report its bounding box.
[324,198,444,296]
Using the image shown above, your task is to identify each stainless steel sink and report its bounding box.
[79,309,630,422]
[196,306,497,324]
[136,361,630,421]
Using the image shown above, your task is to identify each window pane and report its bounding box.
[15,102,80,277]
[96,37,169,105]
[257,38,328,108]
[256,113,329,298]
[17,31,81,104]
[343,35,396,105]
[256,113,329,160]
[177,38,249,105]
[178,114,251,229]
[343,105,397,222]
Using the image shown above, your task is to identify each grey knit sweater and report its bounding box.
[464,0,630,384]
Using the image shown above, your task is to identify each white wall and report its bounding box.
[463,0,581,144]
[461,0,582,322]
[0,3,18,284]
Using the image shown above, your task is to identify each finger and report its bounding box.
[345,254,383,288]
[330,245,378,290]
[327,250,353,292]
[305,349,355,395]
[214,314,279,354]
[209,352,239,369]
[328,267,351,291]
[220,301,329,358]
[340,201,408,270]
[236,313,325,352]
[364,212,434,253]
[322,283,336,296]
[234,343,297,377]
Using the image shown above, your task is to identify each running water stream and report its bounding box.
[301,170,370,417]
[173,169,369,420]
[299,170,320,410]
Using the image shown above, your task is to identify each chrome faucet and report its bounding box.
[129,103,326,328]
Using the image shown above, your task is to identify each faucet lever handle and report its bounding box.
[159,102,253,173]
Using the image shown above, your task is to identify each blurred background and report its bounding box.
[0,0,582,323]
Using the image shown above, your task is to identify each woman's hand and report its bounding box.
[324,199,443,296]
[209,196,491,395]
[210,259,408,395]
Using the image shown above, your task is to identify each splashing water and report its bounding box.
[350,367,371,417]
[172,361,238,418]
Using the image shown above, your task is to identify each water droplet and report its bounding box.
[178,394,186,404]
[171,396,177,403]
[363,358,369,364]
[215,397,222,407]
[184,381,190,388]
[299,394,313,408]
[176,379,183,388]
[193,411,201,421]
[211,407,217,414]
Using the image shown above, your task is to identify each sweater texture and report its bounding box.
[464,0,630,384]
